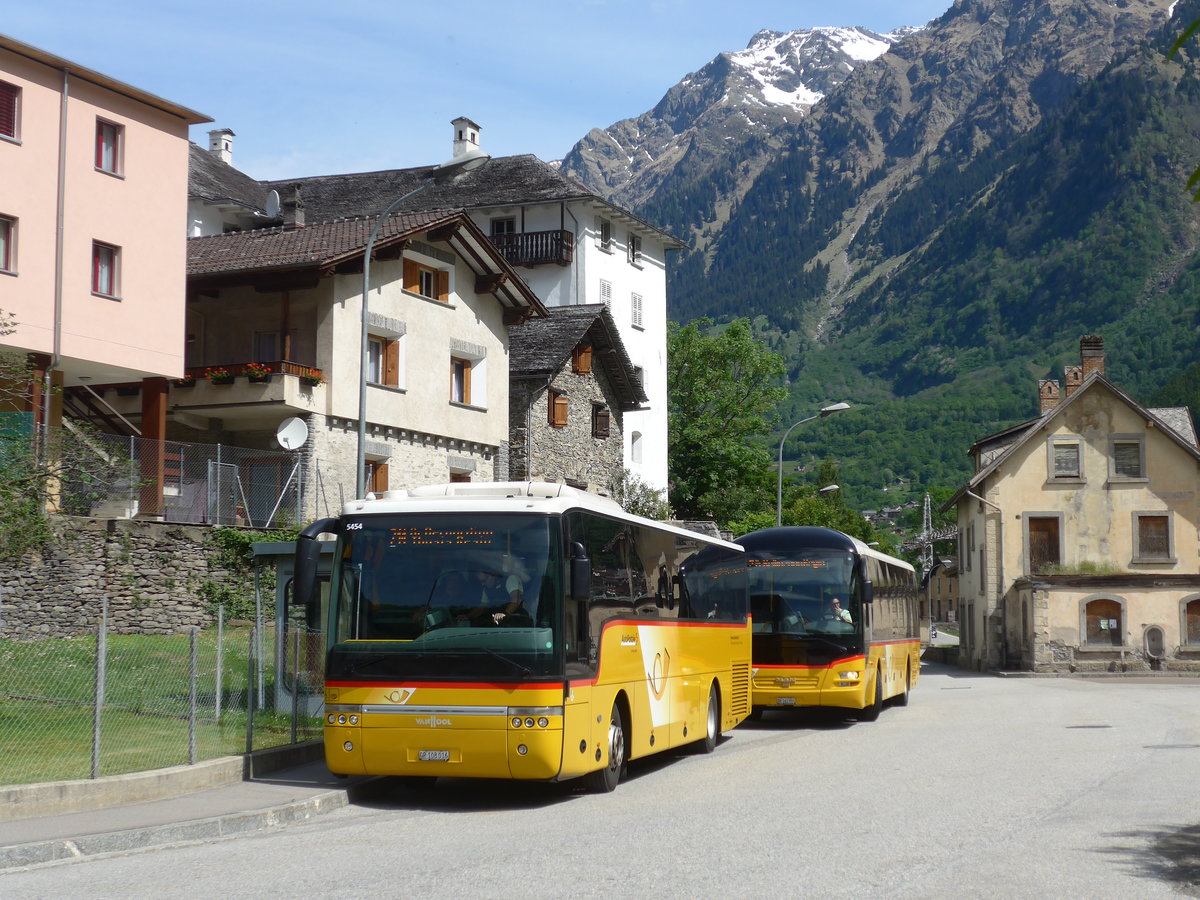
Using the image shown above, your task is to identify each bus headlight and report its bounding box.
[838,671,860,680]
[524,717,535,728]
[538,717,549,728]
[517,744,528,755]
[512,717,523,728]
[349,715,359,725]
[337,714,347,724]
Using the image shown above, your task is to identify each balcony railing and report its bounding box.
[488,230,574,267]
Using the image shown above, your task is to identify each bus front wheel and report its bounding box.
[858,667,883,722]
[692,683,720,754]
[586,702,627,793]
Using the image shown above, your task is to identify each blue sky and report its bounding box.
[5,0,952,181]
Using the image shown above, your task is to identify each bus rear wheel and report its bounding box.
[692,683,720,754]
[895,662,911,707]
[857,667,883,722]
[586,702,627,793]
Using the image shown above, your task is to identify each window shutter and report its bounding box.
[631,293,643,328]
[1052,443,1079,477]
[0,82,17,138]
[1139,516,1169,557]
[403,259,420,294]
[1113,441,1142,477]
[549,391,568,427]
[437,270,449,303]
[600,279,612,307]
[573,345,593,375]
[593,404,610,438]
[384,339,400,387]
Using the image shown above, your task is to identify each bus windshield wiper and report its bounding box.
[789,635,856,655]
[344,653,390,674]
[480,646,532,677]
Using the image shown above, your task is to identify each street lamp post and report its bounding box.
[776,402,850,526]
[355,148,490,499]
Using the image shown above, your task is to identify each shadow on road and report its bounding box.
[1098,823,1200,895]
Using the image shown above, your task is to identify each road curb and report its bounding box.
[0,777,378,871]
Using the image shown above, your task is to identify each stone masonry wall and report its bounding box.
[0,517,229,640]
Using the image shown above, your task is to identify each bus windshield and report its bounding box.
[328,513,561,680]
[747,549,861,647]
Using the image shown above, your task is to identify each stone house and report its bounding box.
[507,304,646,494]
[97,207,545,522]
[923,557,958,623]
[946,336,1200,673]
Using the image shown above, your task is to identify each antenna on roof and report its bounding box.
[264,190,280,218]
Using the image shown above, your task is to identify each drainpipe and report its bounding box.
[967,489,1006,668]
[45,68,70,440]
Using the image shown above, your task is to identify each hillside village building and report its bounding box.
[188,119,678,494]
[0,35,208,515]
[947,336,1200,673]
[508,303,647,494]
[99,208,546,523]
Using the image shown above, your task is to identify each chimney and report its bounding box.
[281,184,304,230]
[1080,334,1105,379]
[1063,364,1084,398]
[207,128,235,165]
[1038,379,1060,414]
[451,116,482,160]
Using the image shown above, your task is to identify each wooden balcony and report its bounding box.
[488,230,574,267]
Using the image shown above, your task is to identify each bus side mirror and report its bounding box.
[570,542,591,601]
[294,517,338,607]
[858,558,874,604]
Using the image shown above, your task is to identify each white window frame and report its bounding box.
[631,292,643,329]
[600,278,612,308]
[627,233,642,267]
[596,217,613,252]
[0,80,20,142]
[92,241,120,298]
[95,118,124,176]
[0,215,14,274]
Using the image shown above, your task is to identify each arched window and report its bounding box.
[1084,598,1122,646]
[1183,597,1200,646]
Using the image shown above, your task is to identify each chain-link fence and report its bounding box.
[44,426,304,528]
[0,604,324,786]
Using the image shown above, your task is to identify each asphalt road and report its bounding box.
[4,662,1200,899]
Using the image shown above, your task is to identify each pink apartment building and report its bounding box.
[0,35,209,514]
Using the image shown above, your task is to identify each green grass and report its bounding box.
[0,630,322,785]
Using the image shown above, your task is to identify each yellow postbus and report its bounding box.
[292,482,750,792]
[738,526,919,721]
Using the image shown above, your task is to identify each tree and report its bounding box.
[668,318,786,525]
[0,310,53,560]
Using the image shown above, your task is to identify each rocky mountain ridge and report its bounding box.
[558,26,915,210]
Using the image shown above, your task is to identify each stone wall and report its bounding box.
[0,517,228,639]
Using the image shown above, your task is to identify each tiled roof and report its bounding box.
[187,209,459,275]
[509,304,648,409]
[259,155,684,247]
[1150,407,1198,447]
[188,143,269,209]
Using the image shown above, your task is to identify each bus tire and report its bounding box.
[895,662,911,707]
[586,701,627,793]
[692,682,720,754]
[858,667,883,722]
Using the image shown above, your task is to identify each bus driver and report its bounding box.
[826,597,852,624]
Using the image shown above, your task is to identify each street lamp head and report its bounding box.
[819,484,840,494]
[426,147,491,183]
[819,402,850,417]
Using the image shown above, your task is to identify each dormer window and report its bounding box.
[404,259,449,302]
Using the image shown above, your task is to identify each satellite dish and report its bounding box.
[265,189,280,218]
[276,416,309,450]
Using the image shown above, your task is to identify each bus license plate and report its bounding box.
[419,750,450,762]
[776,698,796,706]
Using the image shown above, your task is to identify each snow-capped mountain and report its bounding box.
[559,26,919,207]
